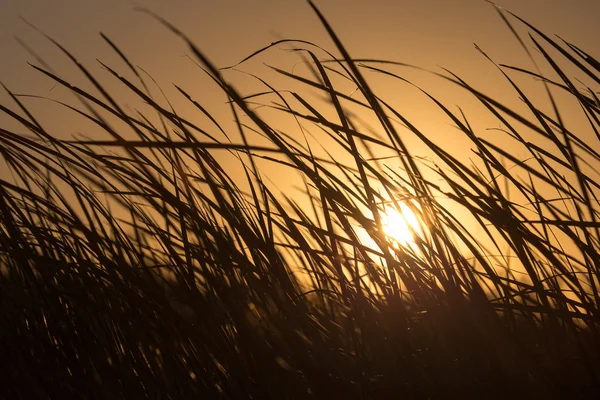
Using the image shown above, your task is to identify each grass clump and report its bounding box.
[1,1,599,398]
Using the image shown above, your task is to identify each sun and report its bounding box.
[380,203,420,247]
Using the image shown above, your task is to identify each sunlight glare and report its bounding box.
[381,203,420,247]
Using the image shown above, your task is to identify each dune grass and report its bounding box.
[1,1,599,398]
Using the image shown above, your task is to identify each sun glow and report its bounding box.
[380,203,421,247]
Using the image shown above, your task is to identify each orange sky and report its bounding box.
[1,1,598,100]
[1,0,598,188]
[1,0,598,270]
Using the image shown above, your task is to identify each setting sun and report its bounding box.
[380,203,421,247]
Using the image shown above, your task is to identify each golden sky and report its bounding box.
[1,0,598,98]
[1,0,599,191]
[1,0,598,278]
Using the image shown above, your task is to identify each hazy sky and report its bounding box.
[1,0,598,249]
[2,0,598,92]
[1,0,599,162]
[1,0,596,296]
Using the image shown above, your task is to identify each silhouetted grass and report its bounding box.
[1,1,599,398]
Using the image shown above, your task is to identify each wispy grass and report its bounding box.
[1,1,599,398]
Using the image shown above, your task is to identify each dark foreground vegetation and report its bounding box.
[1,2,599,398]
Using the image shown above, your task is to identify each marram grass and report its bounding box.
[1,2,599,398]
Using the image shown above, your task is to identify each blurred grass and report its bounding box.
[1,1,599,398]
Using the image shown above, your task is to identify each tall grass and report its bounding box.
[1,2,599,398]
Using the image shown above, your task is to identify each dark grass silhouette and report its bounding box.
[1,2,599,398]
